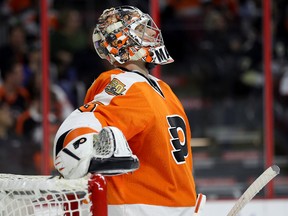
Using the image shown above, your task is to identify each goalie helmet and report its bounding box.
[92,6,174,65]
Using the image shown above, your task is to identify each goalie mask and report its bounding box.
[92,6,174,65]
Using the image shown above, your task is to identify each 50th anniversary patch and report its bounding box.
[105,78,126,96]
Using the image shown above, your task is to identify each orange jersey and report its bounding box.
[83,68,196,208]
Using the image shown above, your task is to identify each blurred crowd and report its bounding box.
[161,0,288,157]
[0,0,287,177]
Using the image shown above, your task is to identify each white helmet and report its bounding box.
[92,6,174,65]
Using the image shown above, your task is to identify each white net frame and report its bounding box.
[0,174,107,216]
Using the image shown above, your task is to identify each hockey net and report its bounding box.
[0,173,107,216]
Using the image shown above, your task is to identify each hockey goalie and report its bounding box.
[54,5,197,216]
[53,110,140,179]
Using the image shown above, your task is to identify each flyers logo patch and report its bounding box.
[105,78,126,96]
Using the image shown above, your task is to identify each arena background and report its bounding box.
[0,0,287,214]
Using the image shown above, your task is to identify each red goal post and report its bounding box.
[0,173,107,216]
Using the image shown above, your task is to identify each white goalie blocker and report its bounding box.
[54,110,139,179]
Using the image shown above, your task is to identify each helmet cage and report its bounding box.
[128,14,163,47]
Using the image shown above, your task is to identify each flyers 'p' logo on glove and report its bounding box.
[167,115,188,164]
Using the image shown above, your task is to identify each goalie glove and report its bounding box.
[88,126,140,175]
[54,125,139,179]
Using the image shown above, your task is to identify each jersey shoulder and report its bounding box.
[85,69,124,103]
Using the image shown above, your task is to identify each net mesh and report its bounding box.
[0,174,105,216]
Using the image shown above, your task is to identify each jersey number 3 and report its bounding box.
[167,115,188,164]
